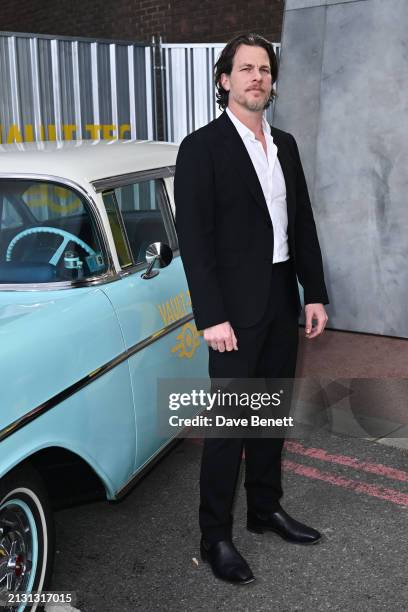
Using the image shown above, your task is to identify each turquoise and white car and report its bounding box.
[0,140,207,608]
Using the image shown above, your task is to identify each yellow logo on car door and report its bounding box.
[157,291,203,359]
[171,322,201,359]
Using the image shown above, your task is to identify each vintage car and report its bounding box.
[0,139,207,608]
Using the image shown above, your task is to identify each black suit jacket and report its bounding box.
[174,110,329,331]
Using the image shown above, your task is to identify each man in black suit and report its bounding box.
[174,33,329,584]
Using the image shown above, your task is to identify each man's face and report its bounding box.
[221,44,272,112]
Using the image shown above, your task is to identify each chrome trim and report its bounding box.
[92,166,175,192]
[0,312,194,443]
[0,272,118,293]
[115,249,180,279]
[160,175,178,246]
[124,312,193,359]
[0,173,118,290]
[117,261,148,278]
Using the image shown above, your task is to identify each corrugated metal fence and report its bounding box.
[161,41,281,143]
[0,31,155,144]
[0,32,280,145]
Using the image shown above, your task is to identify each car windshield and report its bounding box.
[0,180,107,284]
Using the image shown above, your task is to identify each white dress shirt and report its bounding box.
[226,107,289,263]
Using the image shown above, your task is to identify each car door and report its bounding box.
[0,177,137,490]
[99,171,207,472]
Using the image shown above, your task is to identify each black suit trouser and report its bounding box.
[199,259,299,544]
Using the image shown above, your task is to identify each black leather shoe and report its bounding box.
[247,507,322,544]
[200,538,255,584]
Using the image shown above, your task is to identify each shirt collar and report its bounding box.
[226,107,272,141]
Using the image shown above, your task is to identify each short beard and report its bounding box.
[231,91,270,112]
[246,99,268,111]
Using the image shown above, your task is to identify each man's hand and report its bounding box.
[304,303,328,339]
[203,321,238,352]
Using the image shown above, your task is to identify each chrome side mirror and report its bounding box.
[141,242,173,279]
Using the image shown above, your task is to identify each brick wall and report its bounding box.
[0,0,284,43]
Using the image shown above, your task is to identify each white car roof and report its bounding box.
[0,139,178,190]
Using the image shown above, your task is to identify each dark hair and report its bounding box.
[214,33,278,111]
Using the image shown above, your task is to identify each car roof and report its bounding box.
[0,139,179,189]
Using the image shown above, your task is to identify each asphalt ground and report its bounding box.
[51,431,408,612]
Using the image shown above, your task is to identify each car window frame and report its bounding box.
[98,166,179,277]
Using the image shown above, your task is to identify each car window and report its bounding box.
[104,178,176,268]
[0,180,108,284]
[1,197,24,229]
[103,191,133,269]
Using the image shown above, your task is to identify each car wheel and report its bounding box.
[0,465,55,611]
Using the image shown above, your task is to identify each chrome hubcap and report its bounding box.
[0,505,33,594]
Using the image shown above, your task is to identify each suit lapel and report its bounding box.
[271,126,296,226]
[216,111,270,219]
[216,112,296,225]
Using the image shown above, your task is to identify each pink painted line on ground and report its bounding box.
[285,441,408,483]
[283,459,408,507]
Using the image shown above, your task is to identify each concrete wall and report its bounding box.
[274,0,408,338]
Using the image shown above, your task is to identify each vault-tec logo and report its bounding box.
[157,291,203,359]
[157,290,192,326]
[171,322,201,359]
